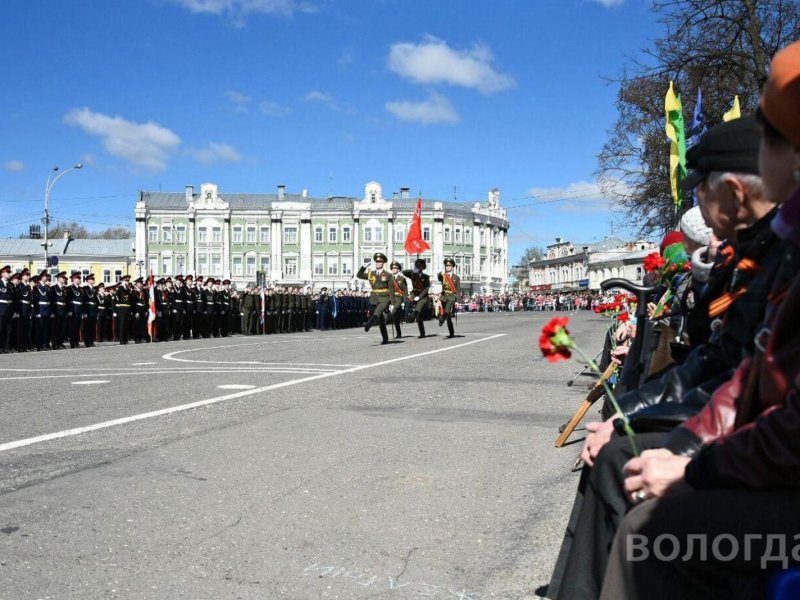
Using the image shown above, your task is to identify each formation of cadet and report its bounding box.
[0,256,462,352]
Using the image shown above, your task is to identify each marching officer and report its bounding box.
[357,252,395,345]
[402,258,432,338]
[389,261,407,339]
[438,258,461,338]
[83,273,99,347]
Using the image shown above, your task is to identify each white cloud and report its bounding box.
[170,0,315,22]
[259,100,291,117]
[304,90,333,103]
[388,36,515,94]
[187,142,242,164]
[224,90,252,112]
[385,92,459,125]
[592,0,624,6]
[64,107,181,172]
[526,179,629,214]
[3,159,24,172]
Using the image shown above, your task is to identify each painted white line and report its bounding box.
[0,334,506,453]
[217,384,256,390]
[70,380,110,385]
[132,362,157,366]
[162,339,368,367]
[0,368,340,382]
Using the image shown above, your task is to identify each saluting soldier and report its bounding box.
[438,258,461,339]
[389,261,407,339]
[115,275,133,345]
[402,258,432,338]
[83,273,99,347]
[357,252,395,345]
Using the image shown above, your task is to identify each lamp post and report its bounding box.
[43,163,83,269]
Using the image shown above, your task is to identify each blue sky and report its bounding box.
[1,0,661,264]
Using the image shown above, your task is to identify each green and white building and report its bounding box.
[135,181,510,293]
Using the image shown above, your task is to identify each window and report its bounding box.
[314,259,324,276]
[176,226,186,243]
[246,226,256,243]
[394,226,404,243]
[232,227,243,244]
[480,229,485,244]
[328,260,338,276]
[211,253,221,275]
[161,256,171,275]
[246,256,256,276]
[148,226,158,242]
[455,227,462,243]
[314,226,323,243]
[176,255,185,273]
[465,228,472,244]
[198,254,208,274]
[114,269,122,283]
[454,256,462,272]
[328,226,337,243]
[284,226,298,244]
[284,257,298,276]
[232,256,243,276]
[198,227,207,242]
[341,257,352,276]
[260,256,270,274]
[480,257,487,272]
[370,192,376,204]
[342,226,351,243]
[103,270,111,284]
[162,226,172,243]
[212,227,222,242]
[148,256,157,275]
[364,226,372,242]
[260,226,270,243]
[463,260,471,276]
[374,225,383,242]
[444,227,452,243]
[423,226,431,242]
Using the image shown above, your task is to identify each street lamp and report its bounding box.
[43,163,83,268]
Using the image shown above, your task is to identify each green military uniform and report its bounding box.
[357,252,395,344]
[389,261,408,339]
[402,258,432,338]
[438,258,461,338]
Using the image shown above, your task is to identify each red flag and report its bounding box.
[147,273,156,338]
[404,196,430,255]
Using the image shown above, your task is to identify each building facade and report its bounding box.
[135,182,510,293]
[0,237,136,282]
[528,237,655,291]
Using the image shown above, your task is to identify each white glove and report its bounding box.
[413,296,419,302]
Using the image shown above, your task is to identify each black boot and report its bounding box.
[364,314,378,332]
[394,323,402,339]
[417,322,426,338]
[447,319,455,338]
[380,324,389,345]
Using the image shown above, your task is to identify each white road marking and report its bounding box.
[0,368,339,382]
[132,362,157,366]
[70,380,110,385]
[217,384,256,390]
[0,334,506,453]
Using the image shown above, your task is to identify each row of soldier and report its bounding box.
[0,263,452,352]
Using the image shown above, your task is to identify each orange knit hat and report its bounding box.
[760,40,800,149]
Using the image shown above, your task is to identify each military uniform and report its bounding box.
[66,273,84,348]
[115,277,133,344]
[438,258,461,338]
[34,272,52,350]
[51,274,68,349]
[17,271,33,352]
[389,261,408,339]
[357,252,395,344]
[83,275,99,347]
[402,258,432,338]
[0,266,13,353]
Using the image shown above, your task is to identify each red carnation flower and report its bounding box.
[539,316,573,363]
[643,252,665,273]
[618,311,630,322]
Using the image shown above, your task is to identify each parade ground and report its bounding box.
[0,311,607,600]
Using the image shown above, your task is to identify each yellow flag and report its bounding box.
[723,95,741,122]
[664,81,686,206]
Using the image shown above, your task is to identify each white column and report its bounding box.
[135,218,146,277]
[300,216,312,281]
[223,216,231,279]
[433,209,444,275]
[352,215,360,267]
[472,221,481,279]
[485,224,494,287]
[387,213,394,259]
[188,217,196,273]
[271,214,282,282]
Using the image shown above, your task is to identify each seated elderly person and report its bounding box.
[600,40,800,599]
[548,114,787,599]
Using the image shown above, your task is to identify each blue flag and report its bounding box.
[688,88,707,148]
[331,293,338,319]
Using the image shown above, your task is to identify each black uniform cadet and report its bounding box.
[357,252,395,345]
[83,273,99,347]
[402,258,432,338]
[115,275,133,345]
[389,261,408,339]
[438,258,462,338]
[0,266,13,353]
[17,269,33,352]
[34,271,52,350]
[96,283,110,342]
[51,271,68,349]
